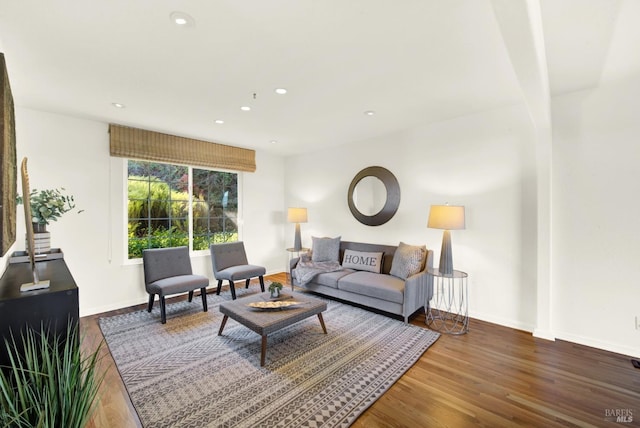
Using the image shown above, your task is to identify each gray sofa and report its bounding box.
[290,241,433,323]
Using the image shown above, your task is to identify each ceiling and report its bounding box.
[0,0,637,156]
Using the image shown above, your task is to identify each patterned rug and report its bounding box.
[99,289,440,428]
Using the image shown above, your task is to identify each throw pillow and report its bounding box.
[390,241,427,279]
[341,249,383,273]
[311,236,341,262]
[300,251,312,263]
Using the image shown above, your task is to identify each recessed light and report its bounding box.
[170,11,195,27]
[112,102,125,109]
[274,88,287,95]
[240,106,251,111]
[364,110,375,116]
[214,119,224,124]
[270,140,278,144]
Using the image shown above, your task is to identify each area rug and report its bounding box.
[99,289,440,428]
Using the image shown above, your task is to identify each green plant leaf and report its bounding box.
[16,187,81,226]
[0,322,105,428]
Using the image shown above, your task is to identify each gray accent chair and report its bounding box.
[142,246,209,324]
[210,242,266,299]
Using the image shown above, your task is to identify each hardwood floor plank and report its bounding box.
[81,272,639,427]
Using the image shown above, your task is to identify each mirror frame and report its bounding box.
[347,166,400,226]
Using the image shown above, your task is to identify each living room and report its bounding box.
[0,0,638,426]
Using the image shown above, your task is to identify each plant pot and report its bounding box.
[28,222,51,254]
[270,288,281,298]
[32,223,47,233]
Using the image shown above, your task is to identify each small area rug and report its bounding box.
[99,289,440,428]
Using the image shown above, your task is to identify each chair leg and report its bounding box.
[147,294,155,312]
[188,290,194,302]
[259,276,265,292]
[160,296,167,324]
[245,279,250,289]
[216,280,223,295]
[201,287,208,312]
[229,280,237,300]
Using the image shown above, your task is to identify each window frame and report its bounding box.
[123,158,242,262]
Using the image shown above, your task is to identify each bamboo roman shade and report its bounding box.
[109,124,256,172]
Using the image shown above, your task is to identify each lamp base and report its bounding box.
[293,223,302,251]
[438,230,454,275]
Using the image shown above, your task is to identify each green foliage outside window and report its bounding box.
[127,160,238,259]
[127,225,237,259]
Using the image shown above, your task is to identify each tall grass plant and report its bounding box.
[0,323,105,428]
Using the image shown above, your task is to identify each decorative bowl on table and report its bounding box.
[248,301,301,311]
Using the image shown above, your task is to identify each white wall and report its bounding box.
[11,86,639,357]
[14,107,285,316]
[552,76,640,357]
[285,103,539,332]
[284,83,640,357]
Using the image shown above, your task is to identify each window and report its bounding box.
[192,168,238,251]
[127,160,238,259]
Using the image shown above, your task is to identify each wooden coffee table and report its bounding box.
[218,291,327,366]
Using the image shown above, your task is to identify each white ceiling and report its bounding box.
[0,0,637,156]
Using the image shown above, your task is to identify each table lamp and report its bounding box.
[428,204,465,275]
[287,207,308,251]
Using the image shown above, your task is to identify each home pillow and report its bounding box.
[311,236,341,262]
[390,241,427,279]
[342,249,383,273]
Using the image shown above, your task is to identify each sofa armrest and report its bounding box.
[423,249,434,300]
[404,269,428,307]
[403,249,435,314]
[290,257,300,272]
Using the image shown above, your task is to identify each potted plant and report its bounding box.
[17,188,81,254]
[268,281,283,298]
[17,187,79,233]
[0,323,105,428]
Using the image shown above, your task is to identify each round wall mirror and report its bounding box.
[347,166,400,226]
[353,176,387,215]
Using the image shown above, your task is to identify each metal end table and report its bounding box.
[425,268,468,335]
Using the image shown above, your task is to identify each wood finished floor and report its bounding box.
[82,273,640,427]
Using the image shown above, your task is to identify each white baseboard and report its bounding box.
[468,310,536,333]
[554,331,638,359]
[469,311,636,357]
[81,296,148,317]
[532,328,556,341]
[80,279,278,318]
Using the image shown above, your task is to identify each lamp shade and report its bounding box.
[427,205,465,230]
[287,207,308,224]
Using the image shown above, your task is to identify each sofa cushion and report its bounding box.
[311,236,341,262]
[390,242,426,279]
[337,271,405,304]
[341,249,383,273]
[313,269,356,289]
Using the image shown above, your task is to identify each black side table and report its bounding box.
[0,257,79,368]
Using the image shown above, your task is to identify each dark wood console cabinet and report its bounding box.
[0,258,79,368]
